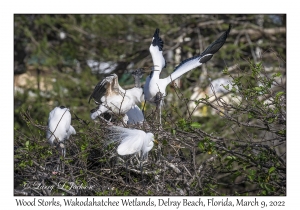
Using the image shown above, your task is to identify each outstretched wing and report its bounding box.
[149,28,166,78]
[89,74,119,104]
[164,24,231,84]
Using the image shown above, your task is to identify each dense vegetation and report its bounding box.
[14,14,286,196]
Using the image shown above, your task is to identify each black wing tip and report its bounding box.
[225,24,232,37]
[152,28,164,51]
[227,24,232,32]
[153,28,160,37]
[219,24,231,42]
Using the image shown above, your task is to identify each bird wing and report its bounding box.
[89,74,120,104]
[126,105,145,124]
[67,125,76,139]
[164,24,231,85]
[117,135,144,156]
[149,28,166,78]
[47,107,72,143]
[107,126,146,155]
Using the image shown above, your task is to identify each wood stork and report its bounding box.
[47,106,76,155]
[89,68,151,124]
[46,106,76,172]
[89,73,143,121]
[143,25,231,124]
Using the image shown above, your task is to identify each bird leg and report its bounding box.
[142,100,147,116]
[60,143,66,173]
[154,92,164,126]
[139,159,145,189]
[125,156,132,185]
[54,142,65,173]
[126,158,129,184]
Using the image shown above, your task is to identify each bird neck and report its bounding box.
[150,70,160,80]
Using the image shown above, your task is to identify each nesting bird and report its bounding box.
[89,73,144,122]
[89,67,153,124]
[46,106,76,158]
[107,126,156,160]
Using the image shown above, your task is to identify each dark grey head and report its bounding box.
[131,68,145,79]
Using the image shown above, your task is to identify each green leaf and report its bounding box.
[231,87,237,92]
[268,166,276,174]
[223,84,229,90]
[272,72,282,78]
[190,122,201,128]
[276,91,284,98]
[248,113,253,119]
[253,86,263,92]
[222,67,229,74]
[225,156,233,160]
[198,141,205,150]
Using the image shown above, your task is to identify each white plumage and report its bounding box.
[46,106,76,157]
[143,26,231,122]
[126,105,145,125]
[89,74,144,121]
[107,126,155,160]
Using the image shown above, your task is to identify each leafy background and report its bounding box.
[14,14,286,196]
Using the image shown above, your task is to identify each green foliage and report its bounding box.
[14,14,285,196]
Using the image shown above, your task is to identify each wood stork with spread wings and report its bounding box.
[89,73,143,122]
[89,68,151,124]
[143,25,231,123]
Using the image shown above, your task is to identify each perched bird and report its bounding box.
[107,126,156,160]
[89,73,144,122]
[107,126,156,184]
[89,68,152,124]
[46,106,76,172]
[143,25,231,123]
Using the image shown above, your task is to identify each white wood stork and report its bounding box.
[143,25,231,123]
[89,68,151,124]
[47,106,76,156]
[46,106,76,172]
[89,73,143,122]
